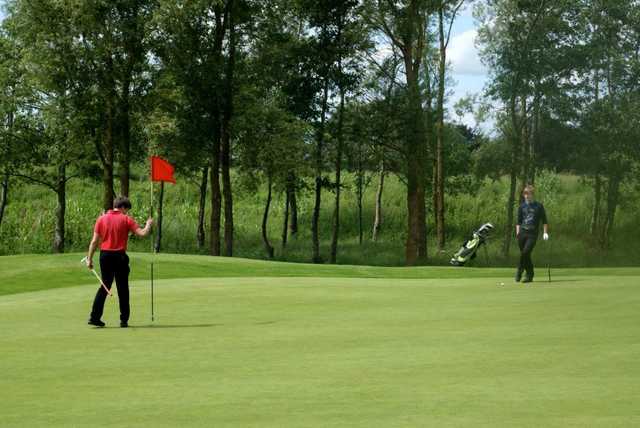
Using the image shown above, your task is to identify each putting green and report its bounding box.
[1,257,639,427]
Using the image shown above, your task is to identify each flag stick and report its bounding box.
[151,261,155,321]
[150,162,155,322]
[547,239,552,283]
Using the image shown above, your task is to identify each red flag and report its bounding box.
[150,156,176,184]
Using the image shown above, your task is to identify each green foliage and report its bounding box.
[1,0,639,266]
[472,137,511,180]
[235,96,309,191]
[1,169,639,267]
[535,169,560,209]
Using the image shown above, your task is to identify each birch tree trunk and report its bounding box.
[197,166,208,249]
[53,164,66,253]
[262,176,274,259]
[372,161,385,242]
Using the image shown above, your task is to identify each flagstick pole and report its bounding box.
[150,164,155,323]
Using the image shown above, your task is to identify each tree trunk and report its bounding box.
[53,164,66,253]
[602,174,620,248]
[330,89,346,263]
[102,101,115,211]
[590,174,602,237]
[210,137,222,256]
[518,96,530,195]
[289,176,298,237]
[435,6,446,251]
[424,48,436,245]
[208,2,227,257]
[221,118,234,256]
[197,166,208,249]
[154,181,164,253]
[101,53,116,211]
[311,77,329,263]
[432,164,437,235]
[590,67,601,239]
[406,168,427,265]
[357,169,364,245]
[503,166,518,257]
[404,66,427,266]
[504,94,523,257]
[221,0,235,257]
[262,176,274,259]
[530,89,540,184]
[0,111,12,230]
[356,138,365,246]
[372,160,385,242]
[0,170,8,230]
[282,189,290,249]
[119,88,131,197]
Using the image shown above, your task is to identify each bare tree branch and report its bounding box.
[10,173,57,192]
[444,0,466,50]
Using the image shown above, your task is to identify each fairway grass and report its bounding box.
[1,256,640,426]
[2,252,639,296]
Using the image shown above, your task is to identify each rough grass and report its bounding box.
[0,169,639,267]
[1,255,639,427]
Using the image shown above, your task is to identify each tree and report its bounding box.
[235,96,308,259]
[577,0,640,248]
[360,53,405,242]
[10,112,88,253]
[7,0,102,252]
[476,0,574,255]
[328,0,369,264]
[0,27,23,231]
[366,0,433,265]
[112,0,155,198]
[433,0,465,251]
[300,0,353,263]
[152,0,234,256]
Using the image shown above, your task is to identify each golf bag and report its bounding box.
[450,223,494,266]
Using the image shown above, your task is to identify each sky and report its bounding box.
[445,4,491,132]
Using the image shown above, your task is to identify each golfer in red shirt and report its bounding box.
[87,197,153,328]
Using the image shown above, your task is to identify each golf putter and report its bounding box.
[547,240,552,283]
[81,257,112,296]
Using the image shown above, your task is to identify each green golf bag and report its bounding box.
[450,223,494,266]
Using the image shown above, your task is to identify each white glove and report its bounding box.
[543,233,549,241]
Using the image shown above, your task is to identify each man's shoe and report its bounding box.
[120,322,128,328]
[88,319,105,327]
[522,276,533,284]
[515,270,523,282]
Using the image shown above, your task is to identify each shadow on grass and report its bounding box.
[132,323,223,329]
[95,321,281,329]
[95,323,223,329]
[514,279,585,285]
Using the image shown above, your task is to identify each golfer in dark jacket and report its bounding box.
[86,197,153,327]
[516,185,549,283]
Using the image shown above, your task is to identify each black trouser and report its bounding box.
[518,232,538,278]
[90,251,130,323]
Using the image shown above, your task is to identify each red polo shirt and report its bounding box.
[94,210,140,251]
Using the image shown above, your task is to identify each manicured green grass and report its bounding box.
[1,255,639,426]
[2,252,639,296]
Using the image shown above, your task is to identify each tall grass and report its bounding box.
[0,169,638,267]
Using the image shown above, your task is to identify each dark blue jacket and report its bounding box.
[517,201,548,235]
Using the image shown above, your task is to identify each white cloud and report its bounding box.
[447,29,486,76]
